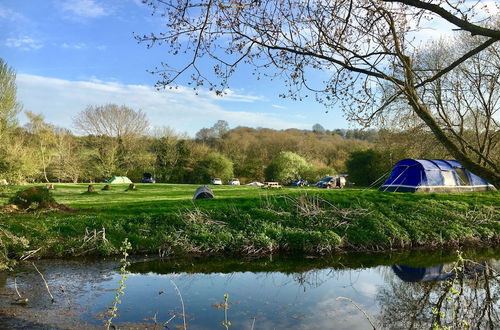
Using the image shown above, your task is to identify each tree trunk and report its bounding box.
[399,55,500,188]
[41,146,49,183]
[405,86,500,187]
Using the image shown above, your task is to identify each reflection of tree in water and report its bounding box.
[293,270,328,292]
[377,260,499,329]
[291,268,365,292]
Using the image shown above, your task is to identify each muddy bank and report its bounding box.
[0,258,124,329]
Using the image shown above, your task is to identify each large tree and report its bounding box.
[0,59,23,182]
[74,104,149,139]
[0,58,21,140]
[50,128,84,183]
[24,111,57,183]
[419,35,500,170]
[74,104,150,179]
[195,120,230,143]
[137,0,500,186]
[150,126,190,182]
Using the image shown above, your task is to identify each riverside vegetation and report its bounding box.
[0,183,498,269]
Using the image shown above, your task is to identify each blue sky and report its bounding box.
[0,0,351,136]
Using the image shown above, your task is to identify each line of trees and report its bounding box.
[1,58,496,185]
[0,109,452,186]
[0,102,376,183]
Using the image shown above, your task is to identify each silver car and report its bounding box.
[228,178,240,185]
[211,178,222,185]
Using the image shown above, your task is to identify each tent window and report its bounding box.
[455,168,470,186]
[442,171,456,186]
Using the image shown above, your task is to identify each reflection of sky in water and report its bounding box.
[2,250,497,329]
[77,267,385,329]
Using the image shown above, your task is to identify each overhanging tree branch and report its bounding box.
[370,37,498,121]
[232,31,405,85]
[383,0,500,39]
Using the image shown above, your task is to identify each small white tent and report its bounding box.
[107,176,133,184]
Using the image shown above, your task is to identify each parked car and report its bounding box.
[228,178,240,185]
[316,175,347,188]
[291,179,307,187]
[246,181,264,186]
[141,172,156,183]
[211,178,223,185]
[316,176,334,188]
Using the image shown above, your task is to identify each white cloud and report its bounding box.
[189,88,265,103]
[61,0,108,18]
[61,42,87,50]
[272,104,288,110]
[5,36,43,50]
[357,282,379,296]
[0,5,25,22]
[15,74,310,136]
[212,89,264,103]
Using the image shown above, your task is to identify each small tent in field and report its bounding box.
[193,186,215,199]
[107,176,133,184]
[380,159,496,193]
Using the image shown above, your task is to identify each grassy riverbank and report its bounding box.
[0,184,499,269]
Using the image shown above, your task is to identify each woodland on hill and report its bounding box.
[0,104,454,185]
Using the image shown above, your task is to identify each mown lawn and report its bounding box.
[3,183,336,217]
[0,183,499,269]
[3,183,498,216]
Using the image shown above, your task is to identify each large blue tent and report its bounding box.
[380,159,496,193]
[392,264,453,282]
[392,262,486,282]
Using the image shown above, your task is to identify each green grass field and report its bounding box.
[3,183,499,216]
[0,183,499,269]
[4,183,352,217]
[41,183,310,216]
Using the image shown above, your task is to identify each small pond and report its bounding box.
[0,247,498,329]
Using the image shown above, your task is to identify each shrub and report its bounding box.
[265,151,313,184]
[345,149,390,186]
[9,186,56,209]
[193,152,234,183]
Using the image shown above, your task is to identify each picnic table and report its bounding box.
[262,182,283,188]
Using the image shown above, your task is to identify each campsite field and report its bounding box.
[0,183,499,268]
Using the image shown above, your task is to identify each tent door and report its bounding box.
[441,171,456,186]
[455,168,470,186]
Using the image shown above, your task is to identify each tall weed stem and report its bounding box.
[105,238,132,330]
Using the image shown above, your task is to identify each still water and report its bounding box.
[0,248,498,329]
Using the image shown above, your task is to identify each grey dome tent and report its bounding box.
[380,159,496,193]
[193,186,215,199]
